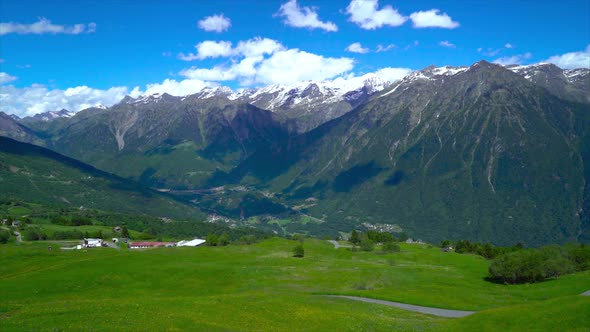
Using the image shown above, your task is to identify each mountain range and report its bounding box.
[1,61,589,246]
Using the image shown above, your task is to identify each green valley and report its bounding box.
[0,136,205,221]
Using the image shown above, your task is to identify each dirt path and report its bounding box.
[326,295,475,318]
[13,230,21,242]
[327,240,352,249]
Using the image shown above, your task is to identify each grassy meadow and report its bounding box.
[0,238,589,331]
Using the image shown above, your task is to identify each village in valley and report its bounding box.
[2,217,206,250]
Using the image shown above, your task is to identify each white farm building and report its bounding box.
[177,239,206,247]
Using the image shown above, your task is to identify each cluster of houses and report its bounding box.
[1,219,21,227]
[76,238,206,249]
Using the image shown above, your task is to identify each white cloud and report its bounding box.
[543,45,590,69]
[0,77,219,117]
[409,9,459,29]
[439,40,455,48]
[0,84,128,117]
[179,38,284,61]
[198,14,231,33]
[0,72,17,84]
[376,44,396,52]
[346,42,369,54]
[255,49,353,84]
[505,43,513,49]
[374,67,412,81]
[234,38,285,57]
[493,52,532,65]
[141,79,213,96]
[477,47,482,52]
[178,40,233,61]
[346,0,407,30]
[0,18,96,35]
[276,0,337,32]
[180,38,353,85]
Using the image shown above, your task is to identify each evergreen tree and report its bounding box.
[121,226,130,238]
[349,230,360,245]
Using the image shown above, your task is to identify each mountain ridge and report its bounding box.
[2,60,589,245]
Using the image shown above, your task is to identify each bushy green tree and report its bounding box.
[24,229,47,241]
[489,244,585,284]
[565,244,590,271]
[206,233,219,246]
[0,229,11,244]
[455,240,473,254]
[218,233,230,246]
[440,239,451,248]
[366,231,395,243]
[293,244,304,258]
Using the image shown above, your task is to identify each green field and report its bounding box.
[1,238,589,331]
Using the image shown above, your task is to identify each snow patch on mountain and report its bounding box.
[564,68,590,82]
[22,109,75,122]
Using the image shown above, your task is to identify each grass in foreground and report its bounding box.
[0,238,588,331]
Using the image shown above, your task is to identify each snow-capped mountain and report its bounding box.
[506,63,590,103]
[109,62,589,132]
[505,62,590,83]
[15,62,589,133]
[114,73,396,132]
[21,109,76,123]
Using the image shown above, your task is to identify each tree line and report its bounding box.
[488,244,590,284]
[440,239,590,284]
[349,230,401,253]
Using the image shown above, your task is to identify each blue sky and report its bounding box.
[1,0,589,116]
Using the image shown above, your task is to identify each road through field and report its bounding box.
[326,295,476,318]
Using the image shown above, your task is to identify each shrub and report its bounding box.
[218,233,230,246]
[440,239,451,248]
[360,238,374,252]
[24,229,47,241]
[382,242,400,253]
[564,244,590,271]
[0,229,11,244]
[206,233,219,246]
[293,244,304,258]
